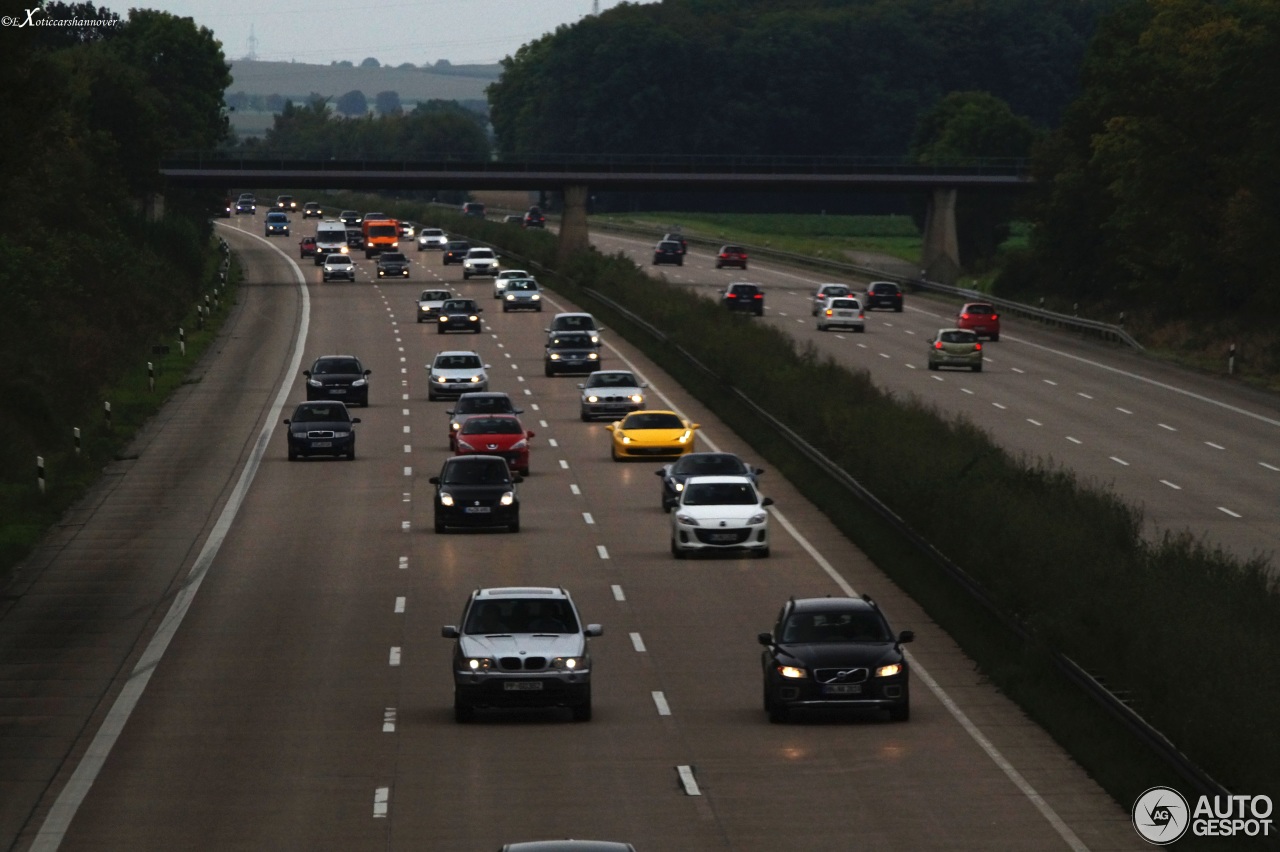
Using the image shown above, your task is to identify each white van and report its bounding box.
[314,220,350,266]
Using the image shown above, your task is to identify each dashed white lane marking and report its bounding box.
[630,632,646,652]
[1077,392,1093,400]
[540,420,549,428]
[403,466,412,476]
[401,521,411,532]
[1116,407,1133,415]
[402,408,410,416]
[677,765,701,796]
[1027,419,1042,427]
[1261,462,1280,472]
[993,403,1007,410]
[583,513,594,525]
[651,691,671,716]
[403,425,411,433]
[389,647,401,666]
[402,492,410,503]
[1205,441,1225,450]
[373,787,389,818]
[1218,507,1242,518]
[383,708,396,733]
[394,596,405,613]
[399,556,408,569]
[559,459,569,469]
[570,484,581,495]
[1110,457,1130,466]
[404,445,411,453]
[1160,480,1182,490]
[596,545,609,560]
[611,584,625,601]
[549,438,559,448]
[1067,436,1082,444]
[1158,423,1176,432]
[1043,379,1057,386]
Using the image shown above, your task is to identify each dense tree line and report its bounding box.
[488,0,1116,158]
[1013,0,1280,318]
[0,3,230,472]
[243,98,490,158]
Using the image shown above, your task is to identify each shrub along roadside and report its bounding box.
[0,239,239,581]
[380,196,1279,809]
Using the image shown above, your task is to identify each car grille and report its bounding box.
[628,446,678,455]
[498,656,548,671]
[813,667,869,684]
[305,430,336,438]
[693,528,751,544]
[593,394,635,403]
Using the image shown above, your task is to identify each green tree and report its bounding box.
[335,89,368,116]
[374,90,403,115]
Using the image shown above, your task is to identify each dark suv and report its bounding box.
[653,240,683,266]
[429,455,521,533]
[759,595,913,723]
[523,206,546,228]
[442,586,601,722]
[376,251,411,279]
[723,282,764,316]
[442,241,471,265]
[545,331,602,376]
[865,281,904,312]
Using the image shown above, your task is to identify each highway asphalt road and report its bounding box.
[1,217,1149,850]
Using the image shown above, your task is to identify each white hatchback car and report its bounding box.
[321,254,355,282]
[494,269,531,299]
[427,350,491,401]
[670,475,773,559]
[816,296,866,332]
[462,247,500,279]
[416,227,448,251]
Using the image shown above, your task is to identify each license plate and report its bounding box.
[464,506,491,514]
[330,389,347,394]
[504,681,542,691]
[824,684,862,695]
[710,533,737,542]
[311,441,332,448]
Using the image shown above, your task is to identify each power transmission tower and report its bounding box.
[246,25,258,61]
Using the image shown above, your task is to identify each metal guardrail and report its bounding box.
[592,220,1145,351]
[579,283,1225,801]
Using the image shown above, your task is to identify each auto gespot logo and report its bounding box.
[1132,787,1274,844]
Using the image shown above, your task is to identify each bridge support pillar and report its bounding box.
[921,187,961,285]
[558,184,590,264]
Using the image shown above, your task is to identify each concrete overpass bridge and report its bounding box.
[160,153,1033,280]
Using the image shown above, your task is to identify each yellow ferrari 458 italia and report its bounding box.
[605,410,699,461]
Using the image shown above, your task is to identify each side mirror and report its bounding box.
[282,418,291,425]
[761,497,774,507]
[757,632,773,646]
[514,408,524,415]
[584,624,603,638]
[446,410,455,416]
[655,469,665,477]
[576,383,585,389]
[351,418,361,424]
[526,430,536,438]
[303,370,312,378]
[755,468,766,475]
[690,423,701,430]
[511,474,523,484]
[640,382,648,388]
[441,626,460,639]
[364,369,372,376]
[476,307,484,312]
[605,423,616,432]
[428,476,440,485]
[898,630,915,645]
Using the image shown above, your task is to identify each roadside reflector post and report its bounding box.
[148,361,155,392]
[104,401,112,431]
[178,327,185,357]
[37,456,45,495]
[1228,343,1237,375]
[74,427,81,456]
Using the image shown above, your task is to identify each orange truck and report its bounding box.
[362,217,400,258]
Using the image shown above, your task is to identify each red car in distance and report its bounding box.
[299,236,317,258]
[955,302,1001,341]
[454,414,535,476]
[715,245,749,269]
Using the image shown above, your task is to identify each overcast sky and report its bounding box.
[100,0,653,67]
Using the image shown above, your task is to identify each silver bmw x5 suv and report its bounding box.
[442,587,602,723]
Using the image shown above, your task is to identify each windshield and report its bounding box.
[457,396,513,414]
[550,335,594,349]
[291,403,349,424]
[464,598,578,635]
[435,355,482,369]
[326,256,351,265]
[380,253,406,262]
[441,300,474,311]
[682,481,758,506]
[468,250,495,259]
[673,454,744,476]
[623,412,682,430]
[441,460,510,486]
[368,225,397,238]
[461,417,523,435]
[313,359,360,374]
[586,373,636,388]
[781,611,891,643]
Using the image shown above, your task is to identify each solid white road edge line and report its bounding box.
[31,228,311,852]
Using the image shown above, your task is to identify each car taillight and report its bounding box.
[960,312,970,319]
[934,341,944,350]
[754,294,762,299]
[825,309,834,317]
[975,342,983,351]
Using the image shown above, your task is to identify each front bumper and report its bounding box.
[453,671,590,709]
[673,523,769,553]
[766,671,909,712]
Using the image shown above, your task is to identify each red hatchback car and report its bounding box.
[299,236,317,258]
[956,302,1001,341]
[454,414,535,476]
[715,245,749,269]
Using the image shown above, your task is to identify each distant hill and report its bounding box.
[226,59,501,137]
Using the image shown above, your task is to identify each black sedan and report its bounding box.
[283,401,360,461]
[437,298,483,334]
[652,240,683,266]
[376,251,411,279]
[442,240,471,265]
[656,451,764,512]
[544,331,601,376]
[759,595,913,723]
[303,355,371,407]
[429,454,521,532]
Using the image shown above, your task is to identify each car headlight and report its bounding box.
[590,335,599,343]
[747,512,768,525]
[620,435,631,444]
[432,374,447,383]
[530,294,540,301]
[439,316,449,323]
[630,394,644,404]
[505,294,515,301]
[439,492,454,507]
[352,379,367,387]
[876,663,903,678]
[587,352,598,359]
[549,353,560,360]
[469,374,483,383]
[332,431,350,438]
[468,314,479,322]
[511,439,527,450]
[675,512,699,526]
[465,657,493,671]
[450,422,462,431]
[673,481,684,492]
[456,439,476,452]
[677,430,692,443]
[777,665,808,679]
[550,656,584,670]
[307,379,322,387]
[499,491,515,506]
[586,394,599,403]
